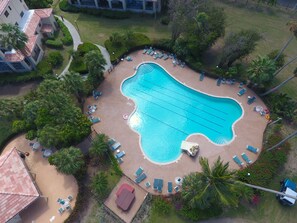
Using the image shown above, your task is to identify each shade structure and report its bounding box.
[116,188,135,211]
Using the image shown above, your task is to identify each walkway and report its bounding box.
[96,44,112,71]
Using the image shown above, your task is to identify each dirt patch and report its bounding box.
[0,81,40,99]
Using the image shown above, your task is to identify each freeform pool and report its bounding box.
[121,63,243,164]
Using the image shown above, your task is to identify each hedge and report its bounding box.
[104,33,151,63]
[59,0,130,19]
[48,51,64,68]
[56,18,73,46]
[0,70,43,85]
[45,39,63,49]
[69,42,101,74]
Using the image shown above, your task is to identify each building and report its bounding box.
[0,0,57,73]
[68,0,161,14]
[0,148,40,223]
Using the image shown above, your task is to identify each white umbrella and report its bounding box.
[175,177,183,185]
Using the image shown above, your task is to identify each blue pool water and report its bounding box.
[121,63,243,163]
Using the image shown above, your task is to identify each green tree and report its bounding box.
[0,24,28,52]
[26,0,53,9]
[62,71,85,103]
[91,172,109,198]
[261,67,297,96]
[90,134,109,158]
[123,30,135,48]
[48,147,85,175]
[109,32,122,47]
[182,157,245,209]
[219,30,261,68]
[247,56,276,87]
[84,50,106,87]
[48,51,63,68]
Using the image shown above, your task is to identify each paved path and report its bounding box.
[55,16,82,76]
[96,44,112,71]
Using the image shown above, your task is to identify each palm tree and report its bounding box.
[48,146,85,175]
[0,23,28,52]
[247,56,276,87]
[84,50,106,87]
[261,67,297,96]
[89,134,109,159]
[182,157,246,209]
[62,71,85,103]
[274,21,297,62]
[91,171,108,198]
[267,130,297,151]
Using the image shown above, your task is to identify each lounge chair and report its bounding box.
[233,155,244,167]
[241,153,252,164]
[67,195,73,202]
[153,179,159,190]
[135,167,143,177]
[149,51,155,56]
[217,78,221,86]
[111,142,121,151]
[247,96,256,105]
[143,49,147,54]
[91,117,100,124]
[108,138,116,146]
[247,145,259,154]
[158,53,164,59]
[115,151,125,159]
[58,207,65,215]
[153,53,159,59]
[145,181,151,188]
[168,182,173,193]
[158,179,163,192]
[146,49,152,55]
[117,158,123,164]
[163,54,169,60]
[174,186,179,192]
[238,88,247,96]
[135,173,147,184]
[200,72,205,81]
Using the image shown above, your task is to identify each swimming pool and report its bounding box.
[121,63,243,164]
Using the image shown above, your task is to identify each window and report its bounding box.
[38,23,41,27]
[20,0,23,2]
[4,10,9,17]
[8,6,11,10]
[20,11,24,17]
[15,22,18,26]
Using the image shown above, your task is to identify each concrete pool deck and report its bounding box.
[86,50,268,195]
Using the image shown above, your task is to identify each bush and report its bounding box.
[152,197,171,216]
[48,51,63,68]
[56,19,73,46]
[59,0,80,12]
[36,59,53,76]
[45,39,63,49]
[160,16,170,25]
[179,204,222,221]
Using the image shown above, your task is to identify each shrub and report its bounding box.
[160,16,170,25]
[152,197,171,216]
[36,59,53,76]
[45,39,63,49]
[56,19,73,46]
[59,0,80,12]
[179,204,222,221]
[48,51,63,68]
[26,130,37,140]
[91,172,109,199]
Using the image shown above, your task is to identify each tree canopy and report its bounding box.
[15,79,91,148]
[48,146,85,175]
[0,24,28,51]
[182,157,246,209]
[219,30,261,68]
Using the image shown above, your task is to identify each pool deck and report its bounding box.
[86,50,268,195]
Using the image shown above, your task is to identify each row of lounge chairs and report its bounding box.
[108,138,125,163]
[134,167,147,184]
[143,48,170,61]
[233,145,259,167]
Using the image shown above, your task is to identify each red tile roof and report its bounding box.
[6,8,53,62]
[0,0,9,15]
[0,148,40,223]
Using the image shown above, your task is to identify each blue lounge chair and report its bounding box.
[143,49,147,54]
[163,54,169,60]
[135,173,147,184]
[115,151,125,159]
[233,155,244,167]
[241,153,252,164]
[149,51,155,56]
[247,145,259,154]
[153,179,159,190]
[168,182,173,193]
[238,88,247,96]
[111,142,121,151]
[158,53,164,59]
[200,72,205,81]
[91,117,100,124]
[135,167,143,177]
[247,96,256,105]
[158,179,163,192]
[174,186,179,192]
[217,78,221,86]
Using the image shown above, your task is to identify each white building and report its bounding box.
[68,0,161,13]
[0,0,57,73]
